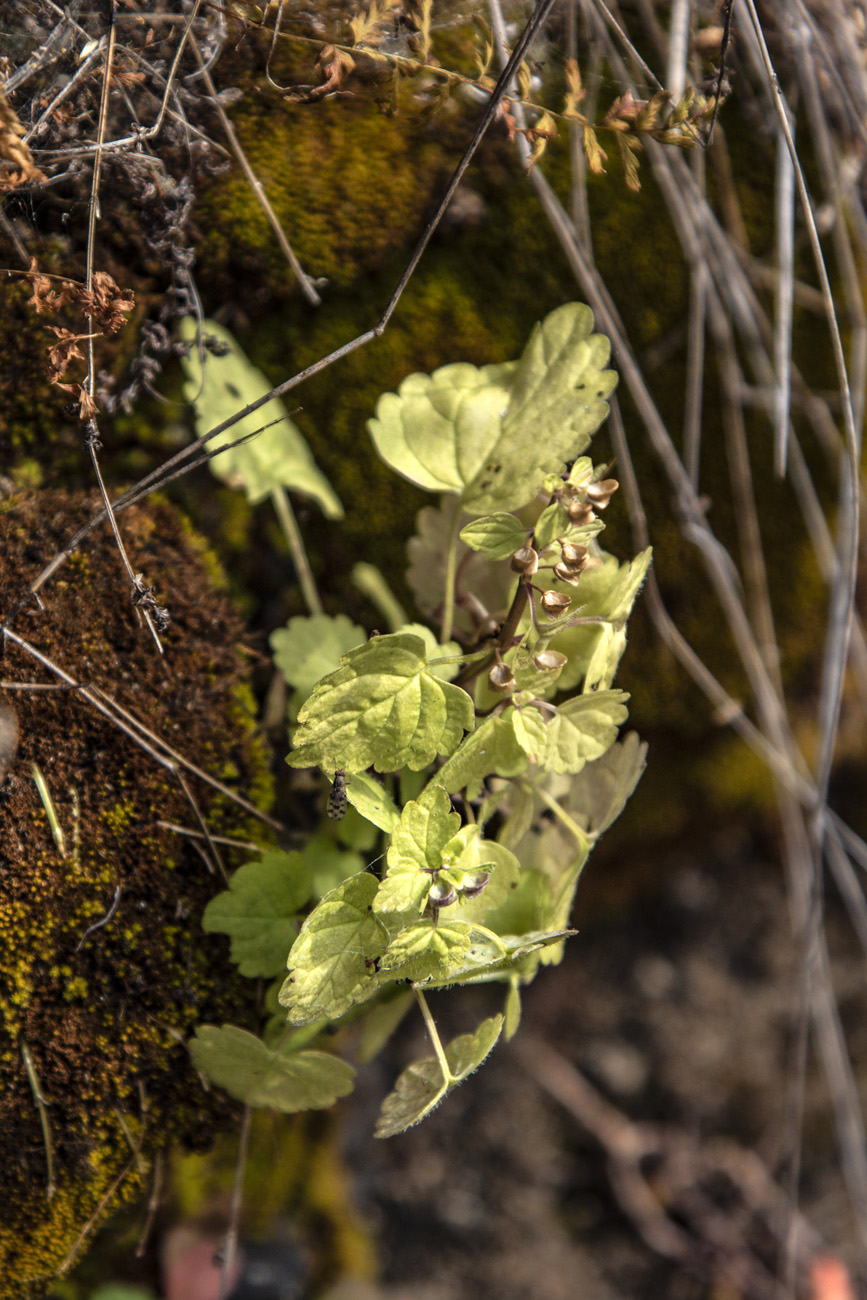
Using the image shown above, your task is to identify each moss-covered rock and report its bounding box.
[0,489,273,1297]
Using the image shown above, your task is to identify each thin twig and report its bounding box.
[219,1106,251,1300]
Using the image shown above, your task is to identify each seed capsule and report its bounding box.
[461,871,490,899]
[327,769,348,820]
[567,500,594,525]
[560,542,588,567]
[585,478,619,508]
[553,561,585,586]
[541,589,571,617]
[533,650,567,672]
[510,545,539,575]
[429,879,457,909]
[488,662,516,693]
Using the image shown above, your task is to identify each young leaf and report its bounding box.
[549,547,652,691]
[287,632,475,774]
[280,872,387,1025]
[504,981,522,1040]
[202,850,312,978]
[368,303,616,514]
[375,785,460,914]
[270,614,366,698]
[177,317,342,517]
[189,1025,355,1112]
[379,920,473,982]
[542,690,629,775]
[424,928,574,987]
[345,770,399,834]
[459,512,528,561]
[375,1014,503,1137]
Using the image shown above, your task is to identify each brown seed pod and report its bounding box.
[540,590,571,617]
[553,561,585,586]
[488,662,516,693]
[533,650,567,671]
[510,545,539,575]
[567,500,595,525]
[585,478,619,508]
[560,542,588,567]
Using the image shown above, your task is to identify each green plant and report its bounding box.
[188,301,650,1136]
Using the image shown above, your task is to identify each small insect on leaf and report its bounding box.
[327,769,348,821]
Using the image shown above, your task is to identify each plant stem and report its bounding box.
[440,497,463,646]
[20,1039,56,1200]
[271,486,322,615]
[414,987,454,1086]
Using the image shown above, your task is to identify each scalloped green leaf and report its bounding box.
[189,1025,355,1112]
[178,317,342,516]
[459,513,527,561]
[430,713,529,797]
[202,850,312,978]
[374,785,460,915]
[374,1014,503,1138]
[542,690,629,775]
[379,920,473,982]
[407,500,514,639]
[368,304,616,513]
[287,632,474,773]
[270,614,366,698]
[280,873,387,1025]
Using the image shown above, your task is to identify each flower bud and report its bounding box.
[585,478,619,508]
[533,650,567,672]
[510,545,539,575]
[541,589,571,617]
[488,662,516,693]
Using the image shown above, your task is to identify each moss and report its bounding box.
[0,488,274,1298]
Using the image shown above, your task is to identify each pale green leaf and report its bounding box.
[542,690,629,775]
[549,547,653,691]
[407,500,514,638]
[375,1014,503,1137]
[510,706,548,761]
[424,927,574,986]
[178,318,342,516]
[368,304,616,513]
[504,981,522,1040]
[302,832,366,899]
[189,1024,355,1111]
[345,770,399,834]
[288,632,474,773]
[270,614,366,698]
[280,873,387,1024]
[379,920,473,982]
[375,786,460,914]
[202,849,312,978]
[459,512,527,561]
[563,731,647,837]
[429,714,529,796]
